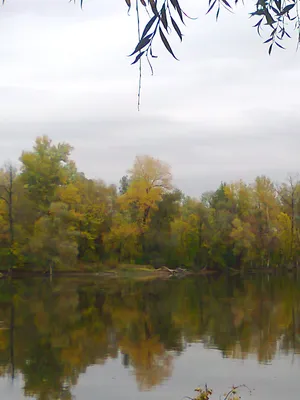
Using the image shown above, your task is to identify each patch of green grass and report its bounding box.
[117,264,154,272]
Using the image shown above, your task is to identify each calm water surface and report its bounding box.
[0,275,299,400]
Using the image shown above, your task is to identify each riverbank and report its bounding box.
[2,262,296,280]
[0,264,217,279]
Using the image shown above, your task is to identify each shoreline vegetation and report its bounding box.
[1,136,300,275]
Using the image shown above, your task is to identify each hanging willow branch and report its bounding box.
[3,1,300,60]
[128,0,193,68]
[126,0,300,58]
[122,0,300,108]
[45,0,300,106]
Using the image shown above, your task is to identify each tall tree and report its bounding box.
[277,175,300,262]
[30,202,78,273]
[20,136,75,213]
[143,189,182,266]
[252,176,280,266]
[119,155,172,231]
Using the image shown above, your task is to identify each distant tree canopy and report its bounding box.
[2,135,300,271]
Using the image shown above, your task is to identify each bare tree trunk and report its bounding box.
[7,165,14,247]
[49,263,53,283]
[0,163,16,271]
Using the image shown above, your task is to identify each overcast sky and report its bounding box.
[0,0,300,196]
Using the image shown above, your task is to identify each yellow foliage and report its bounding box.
[56,184,81,205]
[0,330,8,351]
[120,179,162,209]
[104,216,140,261]
[276,212,292,258]
[118,155,173,231]
[129,155,172,191]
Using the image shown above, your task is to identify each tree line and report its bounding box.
[1,135,300,271]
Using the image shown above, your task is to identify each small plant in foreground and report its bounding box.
[189,384,251,400]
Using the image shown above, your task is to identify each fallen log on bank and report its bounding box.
[157,266,189,277]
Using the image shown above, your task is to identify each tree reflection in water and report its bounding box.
[0,275,299,399]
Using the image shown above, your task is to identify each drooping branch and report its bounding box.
[3,1,300,59]
[126,0,300,61]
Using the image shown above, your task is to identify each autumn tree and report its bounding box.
[277,175,300,263]
[119,155,172,230]
[143,189,182,266]
[57,176,116,262]
[224,181,256,266]
[104,214,141,263]
[106,155,172,264]
[30,202,79,273]
[170,196,209,268]
[203,183,238,269]
[251,176,281,266]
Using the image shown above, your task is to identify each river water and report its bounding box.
[0,274,298,400]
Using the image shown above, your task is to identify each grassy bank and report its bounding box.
[0,263,217,279]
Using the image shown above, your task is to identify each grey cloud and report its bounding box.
[1,110,299,197]
[0,1,300,197]
[2,0,120,18]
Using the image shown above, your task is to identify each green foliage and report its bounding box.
[103,214,141,262]
[29,202,79,270]
[20,136,75,212]
[119,175,130,195]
